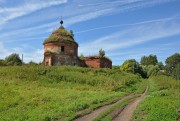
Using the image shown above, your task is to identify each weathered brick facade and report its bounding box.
[84,56,112,69]
[44,41,78,66]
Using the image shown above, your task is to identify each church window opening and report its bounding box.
[61,46,65,52]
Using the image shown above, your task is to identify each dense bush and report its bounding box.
[140,55,158,66]
[151,75,180,90]
[165,53,180,76]
[0,60,6,66]
[120,59,146,78]
[4,53,22,66]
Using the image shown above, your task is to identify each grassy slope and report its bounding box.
[0,66,141,121]
[133,75,180,121]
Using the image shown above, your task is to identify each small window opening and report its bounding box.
[61,46,64,52]
[46,61,49,66]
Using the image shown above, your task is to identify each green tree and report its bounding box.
[165,53,180,76]
[28,61,38,66]
[147,65,160,77]
[172,63,180,80]
[120,59,145,77]
[70,30,74,37]
[0,59,6,66]
[140,55,158,66]
[99,48,105,58]
[79,54,84,60]
[157,62,164,70]
[5,53,22,66]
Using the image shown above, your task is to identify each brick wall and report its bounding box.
[44,41,78,56]
[44,41,78,66]
[84,58,101,68]
[84,57,112,69]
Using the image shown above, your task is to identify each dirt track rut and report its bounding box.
[74,93,134,121]
[75,87,148,121]
[112,87,148,121]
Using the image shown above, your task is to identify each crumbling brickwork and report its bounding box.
[84,56,112,69]
[44,41,78,66]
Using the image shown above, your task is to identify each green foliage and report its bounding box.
[156,62,164,70]
[27,61,38,66]
[0,66,141,120]
[70,30,74,37]
[5,53,22,66]
[79,54,84,60]
[112,66,120,72]
[172,63,180,80]
[99,48,105,58]
[0,59,6,66]
[151,75,180,90]
[140,55,158,66]
[120,59,146,78]
[120,59,137,73]
[165,53,180,76]
[142,65,160,77]
[133,76,180,121]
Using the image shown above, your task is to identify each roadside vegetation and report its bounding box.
[133,75,180,121]
[93,79,148,121]
[0,66,141,121]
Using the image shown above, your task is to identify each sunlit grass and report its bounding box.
[0,66,141,120]
[133,76,180,121]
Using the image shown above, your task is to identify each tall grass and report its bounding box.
[151,75,180,90]
[0,66,140,91]
[0,66,141,121]
[133,75,180,121]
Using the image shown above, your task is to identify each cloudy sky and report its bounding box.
[0,0,180,65]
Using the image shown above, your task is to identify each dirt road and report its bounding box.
[74,93,135,121]
[112,87,148,121]
[75,87,148,121]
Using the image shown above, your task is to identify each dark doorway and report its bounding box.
[46,61,49,66]
[61,46,64,52]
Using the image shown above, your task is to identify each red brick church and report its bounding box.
[43,20,112,69]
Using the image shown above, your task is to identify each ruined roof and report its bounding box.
[43,22,78,46]
[84,56,112,62]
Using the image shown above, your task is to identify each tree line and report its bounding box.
[119,53,180,80]
[0,53,39,66]
[0,52,180,80]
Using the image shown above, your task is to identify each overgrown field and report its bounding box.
[133,75,180,121]
[0,66,141,121]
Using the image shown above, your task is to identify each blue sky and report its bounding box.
[0,0,180,65]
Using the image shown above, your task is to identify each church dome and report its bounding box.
[43,21,78,46]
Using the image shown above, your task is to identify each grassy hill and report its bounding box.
[0,66,141,121]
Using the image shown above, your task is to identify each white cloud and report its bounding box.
[75,15,180,34]
[23,49,44,63]
[0,0,175,39]
[79,17,180,55]
[65,8,113,26]
[0,0,68,25]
